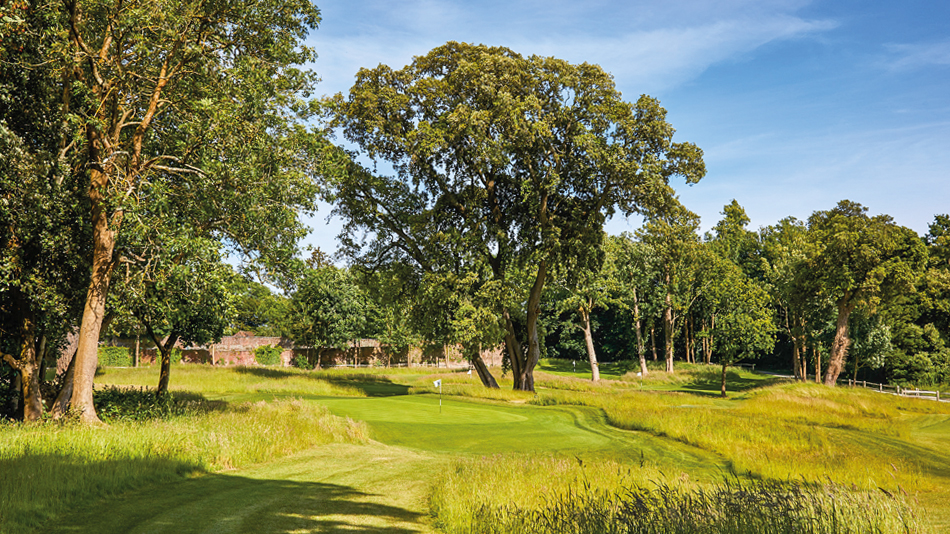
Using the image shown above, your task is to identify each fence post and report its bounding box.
[938,391,941,402]
[879,383,882,392]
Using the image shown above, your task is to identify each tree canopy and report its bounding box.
[330,41,705,390]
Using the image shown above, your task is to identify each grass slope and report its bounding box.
[6,362,949,532]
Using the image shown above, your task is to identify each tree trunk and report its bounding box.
[1,314,44,421]
[663,289,675,373]
[632,288,648,376]
[823,298,856,386]
[650,326,657,361]
[720,360,728,398]
[69,166,121,424]
[814,344,821,384]
[471,352,499,388]
[518,260,547,392]
[579,301,600,382]
[145,324,180,398]
[51,345,78,418]
[502,309,524,386]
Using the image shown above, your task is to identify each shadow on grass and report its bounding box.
[233,366,411,397]
[679,369,782,396]
[0,453,205,534]
[36,459,426,534]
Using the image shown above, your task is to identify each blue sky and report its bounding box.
[300,0,950,254]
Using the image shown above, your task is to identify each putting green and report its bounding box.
[315,394,724,474]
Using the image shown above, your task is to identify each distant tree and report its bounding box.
[705,264,775,397]
[807,201,927,385]
[289,266,367,367]
[609,234,663,375]
[637,204,703,373]
[109,242,235,397]
[330,42,705,391]
[758,217,815,380]
[230,279,291,338]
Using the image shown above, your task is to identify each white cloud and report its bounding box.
[883,40,950,71]
[309,0,836,96]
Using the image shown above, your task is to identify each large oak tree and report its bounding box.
[330,42,704,390]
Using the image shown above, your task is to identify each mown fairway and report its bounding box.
[6,362,950,533]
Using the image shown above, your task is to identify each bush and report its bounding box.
[291,353,313,370]
[97,346,131,367]
[93,385,216,422]
[170,348,183,364]
[254,345,282,366]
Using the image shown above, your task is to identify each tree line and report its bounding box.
[2,3,948,421]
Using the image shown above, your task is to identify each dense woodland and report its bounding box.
[2,1,949,422]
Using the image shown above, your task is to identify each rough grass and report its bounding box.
[0,399,367,533]
[432,455,926,534]
[95,364,373,398]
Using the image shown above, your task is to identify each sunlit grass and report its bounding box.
[431,455,926,534]
[0,399,367,533]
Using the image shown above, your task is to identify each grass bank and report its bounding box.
[432,456,923,534]
[0,396,367,533]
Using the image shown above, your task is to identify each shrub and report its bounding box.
[97,346,131,367]
[93,386,217,422]
[170,348,183,364]
[254,345,282,366]
[291,353,313,370]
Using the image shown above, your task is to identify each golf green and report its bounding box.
[315,394,724,473]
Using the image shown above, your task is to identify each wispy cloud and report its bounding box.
[309,0,836,96]
[882,40,950,71]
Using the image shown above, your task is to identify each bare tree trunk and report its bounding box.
[814,344,821,384]
[471,352,499,388]
[69,166,121,424]
[519,260,547,392]
[663,290,675,373]
[51,346,78,418]
[823,298,856,386]
[632,288,648,376]
[579,301,600,382]
[1,314,44,421]
[502,309,524,385]
[144,324,179,398]
[650,326,657,361]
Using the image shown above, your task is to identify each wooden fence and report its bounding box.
[837,378,947,402]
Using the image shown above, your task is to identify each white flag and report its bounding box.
[467,370,472,375]
[434,379,442,388]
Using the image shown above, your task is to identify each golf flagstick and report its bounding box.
[434,379,442,413]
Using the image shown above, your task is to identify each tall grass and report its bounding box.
[95,364,373,398]
[0,399,367,533]
[432,455,926,534]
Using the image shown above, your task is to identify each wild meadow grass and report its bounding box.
[95,364,373,398]
[432,455,926,534]
[0,396,367,533]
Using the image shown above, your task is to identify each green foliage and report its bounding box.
[93,386,211,422]
[170,348,183,365]
[253,345,283,366]
[331,41,705,390]
[97,346,132,367]
[290,353,313,370]
[289,266,368,353]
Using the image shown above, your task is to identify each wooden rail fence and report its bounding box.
[837,378,947,402]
